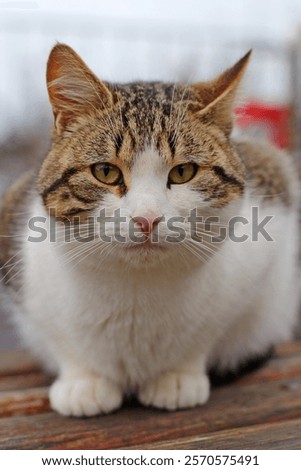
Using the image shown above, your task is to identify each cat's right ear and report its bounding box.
[46,44,113,133]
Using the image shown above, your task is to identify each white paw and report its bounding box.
[49,375,123,417]
[138,372,210,410]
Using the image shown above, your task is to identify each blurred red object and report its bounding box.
[235,101,292,149]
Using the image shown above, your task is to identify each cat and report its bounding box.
[0,44,299,417]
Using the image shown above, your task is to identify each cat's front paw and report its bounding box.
[49,375,123,417]
[138,372,210,411]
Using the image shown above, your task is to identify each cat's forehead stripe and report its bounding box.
[111,82,194,145]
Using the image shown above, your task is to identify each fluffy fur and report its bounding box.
[0,44,299,416]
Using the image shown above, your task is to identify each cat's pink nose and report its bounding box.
[132,215,163,235]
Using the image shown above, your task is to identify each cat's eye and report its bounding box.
[168,163,198,185]
[91,163,123,185]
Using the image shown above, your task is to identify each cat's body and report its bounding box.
[0,45,300,416]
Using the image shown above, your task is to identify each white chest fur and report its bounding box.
[20,193,299,394]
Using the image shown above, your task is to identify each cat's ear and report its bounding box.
[46,43,113,133]
[191,50,251,135]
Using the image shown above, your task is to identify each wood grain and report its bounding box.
[0,342,301,450]
[130,419,301,450]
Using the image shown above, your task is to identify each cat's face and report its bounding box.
[38,45,249,265]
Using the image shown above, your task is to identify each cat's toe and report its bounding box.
[138,372,210,410]
[49,375,123,417]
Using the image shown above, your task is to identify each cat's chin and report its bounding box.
[119,240,171,267]
[125,240,166,251]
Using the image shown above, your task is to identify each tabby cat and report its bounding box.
[0,44,299,416]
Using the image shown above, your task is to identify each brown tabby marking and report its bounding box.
[235,140,294,205]
[0,171,35,286]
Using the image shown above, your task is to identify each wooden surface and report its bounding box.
[1,342,301,450]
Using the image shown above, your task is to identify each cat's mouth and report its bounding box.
[125,238,166,251]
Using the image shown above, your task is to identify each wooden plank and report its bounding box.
[0,387,49,418]
[0,349,40,376]
[1,374,301,449]
[0,371,52,392]
[232,354,301,386]
[274,341,301,357]
[0,349,51,393]
[1,342,301,449]
[129,418,301,450]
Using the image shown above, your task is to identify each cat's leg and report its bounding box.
[17,307,123,417]
[49,366,123,417]
[138,356,209,410]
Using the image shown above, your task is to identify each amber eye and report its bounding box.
[168,163,198,185]
[91,163,123,185]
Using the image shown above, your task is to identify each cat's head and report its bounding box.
[38,44,250,266]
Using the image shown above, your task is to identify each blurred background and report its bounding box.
[1,0,301,348]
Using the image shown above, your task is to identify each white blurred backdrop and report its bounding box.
[1,0,301,147]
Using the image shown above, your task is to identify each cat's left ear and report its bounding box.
[191,50,251,135]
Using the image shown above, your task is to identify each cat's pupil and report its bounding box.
[104,165,110,177]
[178,165,185,177]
